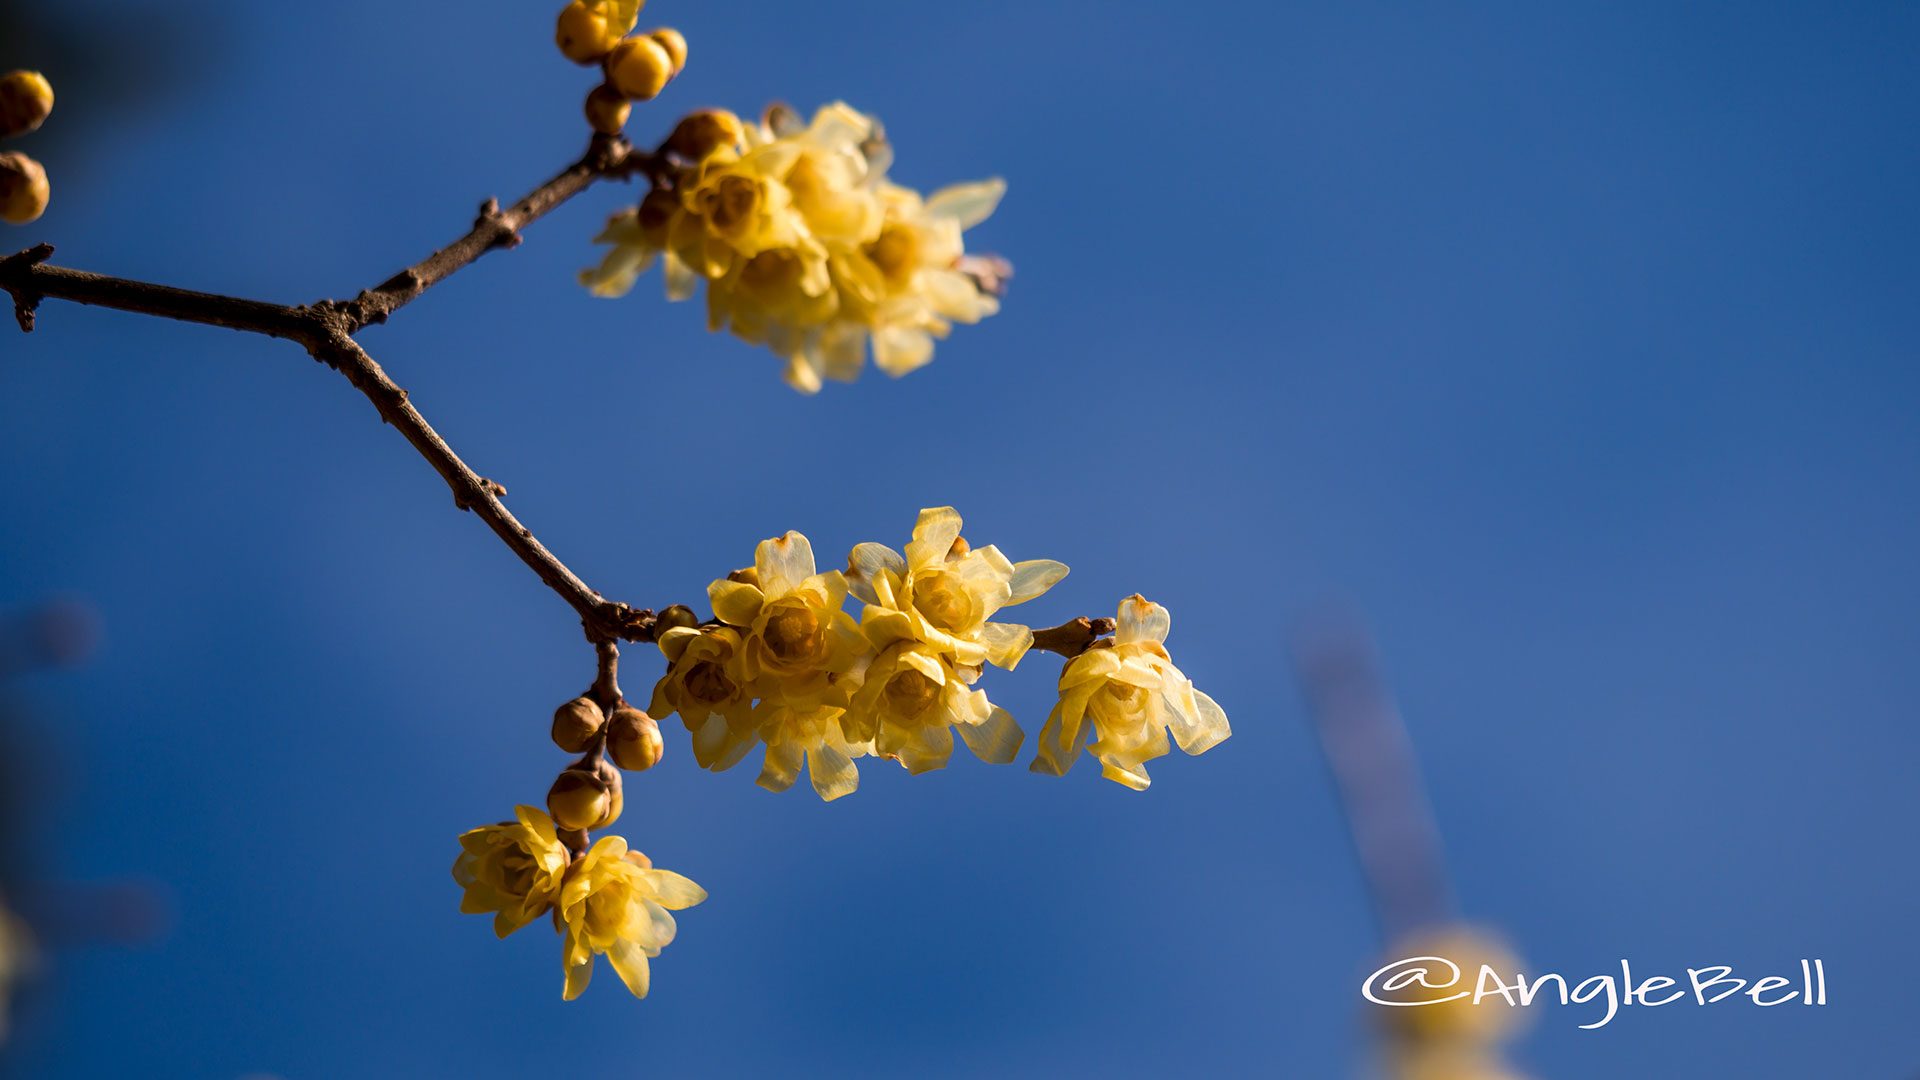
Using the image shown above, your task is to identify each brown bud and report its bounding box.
[606,706,664,772]
[654,604,700,636]
[0,71,53,138]
[604,37,674,102]
[665,108,746,161]
[0,152,49,226]
[555,2,620,65]
[584,84,631,135]
[547,768,614,832]
[648,28,689,77]
[551,695,606,753]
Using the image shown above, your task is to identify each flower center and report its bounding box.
[763,605,824,662]
[911,572,972,630]
[866,224,919,285]
[684,660,736,703]
[883,669,940,718]
[710,175,761,233]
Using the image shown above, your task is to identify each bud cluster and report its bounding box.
[0,70,55,226]
[553,1,689,135]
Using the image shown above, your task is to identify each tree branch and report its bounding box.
[0,139,1106,659]
[327,135,646,331]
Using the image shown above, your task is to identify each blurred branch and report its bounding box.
[1293,617,1456,940]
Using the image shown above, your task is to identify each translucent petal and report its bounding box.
[808,742,861,801]
[637,869,708,910]
[663,251,699,302]
[1099,760,1153,791]
[756,532,817,597]
[846,542,905,605]
[757,738,804,793]
[1008,560,1070,605]
[957,698,1023,764]
[979,621,1033,670]
[925,178,1007,230]
[907,507,963,570]
[1179,689,1231,755]
[1115,594,1171,645]
[898,648,948,685]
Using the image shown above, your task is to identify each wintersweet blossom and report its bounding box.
[706,531,872,800]
[840,506,1064,771]
[452,805,573,938]
[581,102,1006,392]
[558,836,706,1000]
[0,899,32,1043]
[1030,595,1231,789]
[649,624,758,771]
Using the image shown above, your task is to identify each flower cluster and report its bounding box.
[0,70,54,226]
[453,690,704,999]
[552,1,689,135]
[647,507,1231,800]
[582,103,1008,393]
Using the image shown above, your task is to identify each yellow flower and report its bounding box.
[558,836,706,1000]
[649,624,758,771]
[707,531,873,800]
[452,806,572,938]
[844,640,1021,773]
[0,897,33,1041]
[582,103,1006,394]
[847,506,1067,671]
[1030,595,1230,790]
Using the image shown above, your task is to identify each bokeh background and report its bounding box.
[3,1,1917,1076]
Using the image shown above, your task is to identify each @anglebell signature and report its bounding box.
[1363,955,1829,1030]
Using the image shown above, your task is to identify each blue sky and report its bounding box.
[2,1,1916,1076]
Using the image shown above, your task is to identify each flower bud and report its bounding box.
[584,84,631,135]
[606,706,664,772]
[0,71,54,138]
[555,2,622,65]
[604,37,674,101]
[0,152,49,226]
[551,695,606,753]
[665,109,746,162]
[654,603,700,636]
[648,28,688,77]
[548,768,615,832]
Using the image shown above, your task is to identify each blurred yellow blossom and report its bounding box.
[558,836,706,1000]
[1031,595,1230,789]
[0,898,33,1043]
[452,805,572,938]
[582,102,1006,393]
[844,639,1021,772]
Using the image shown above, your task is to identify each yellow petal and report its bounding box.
[756,532,817,597]
[1114,594,1171,645]
[708,579,765,627]
[957,698,1023,765]
[1008,560,1069,605]
[563,958,594,1001]
[907,507,963,569]
[637,869,709,910]
[608,939,652,999]
[808,742,861,801]
[924,177,1006,229]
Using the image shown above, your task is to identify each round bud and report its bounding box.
[551,695,606,753]
[604,37,674,102]
[547,768,614,832]
[665,109,746,162]
[555,2,621,65]
[648,28,688,77]
[606,706,664,772]
[0,71,54,138]
[584,84,631,135]
[654,603,700,636]
[598,779,624,830]
[0,152,49,226]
